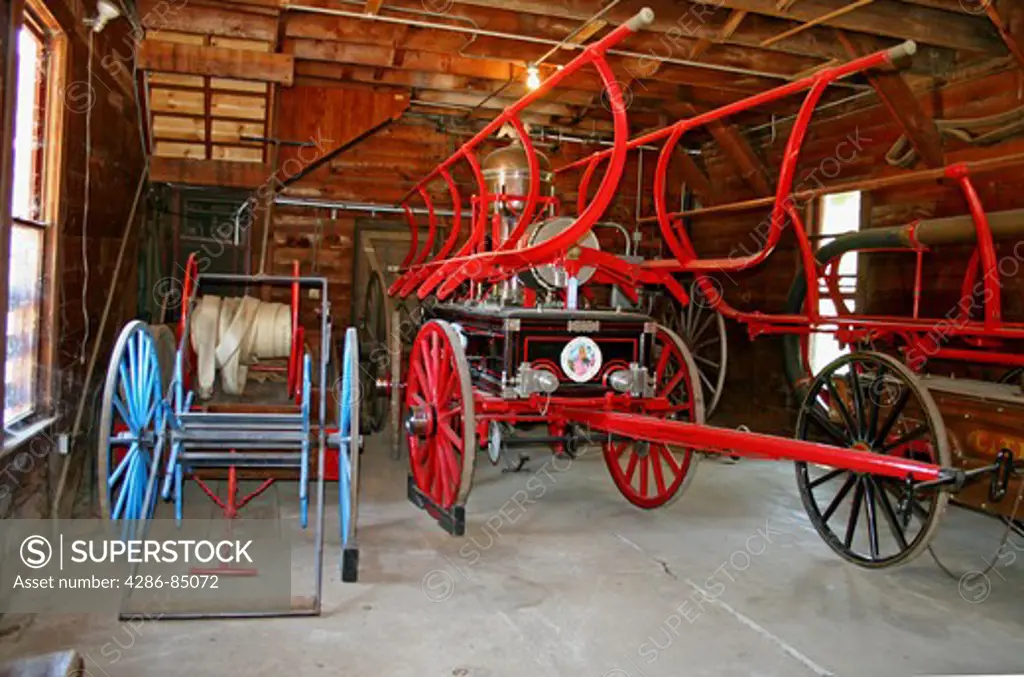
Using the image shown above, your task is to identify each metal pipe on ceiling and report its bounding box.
[283,3,849,84]
[274,195,456,217]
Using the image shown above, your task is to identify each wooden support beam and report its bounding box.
[675,102,773,196]
[136,0,278,41]
[986,0,1024,71]
[689,9,748,60]
[365,0,385,15]
[687,0,1002,52]
[150,157,273,188]
[837,30,944,168]
[761,0,876,47]
[566,18,607,44]
[138,41,295,85]
[442,0,955,66]
[676,152,717,206]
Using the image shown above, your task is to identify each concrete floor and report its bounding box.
[2,433,1023,677]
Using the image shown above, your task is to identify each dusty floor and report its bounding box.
[2,432,1023,677]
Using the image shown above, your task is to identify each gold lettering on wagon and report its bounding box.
[966,430,1024,458]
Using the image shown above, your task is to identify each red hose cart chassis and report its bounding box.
[380,8,1022,568]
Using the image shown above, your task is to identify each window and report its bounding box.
[808,191,861,375]
[5,4,62,426]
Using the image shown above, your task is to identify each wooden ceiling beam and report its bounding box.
[836,30,944,168]
[688,9,748,60]
[365,0,385,15]
[675,102,772,196]
[150,157,273,187]
[687,0,1001,52]
[761,0,876,47]
[984,0,1024,72]
[436,0,957,68]
[137,0,278,40]
[138,41,295,85]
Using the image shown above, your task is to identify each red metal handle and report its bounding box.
[401,8,655,300]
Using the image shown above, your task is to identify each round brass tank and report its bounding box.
[481,140,553,211]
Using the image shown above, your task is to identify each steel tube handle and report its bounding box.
[626,7,655,31]
[886,40,917,66]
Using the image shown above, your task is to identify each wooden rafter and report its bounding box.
[836,30,944,168]
[139,41,295,85]
[686,0,1002,52]
[675,102,772,196]
[439,0,958,65]
[689,9,748,60]
[365,0,385,15]
[761,0,876,47]
[985,0,1024,71]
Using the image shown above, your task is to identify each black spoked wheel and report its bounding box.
[358,270,390,433]
[795,351,950,568]
[999,367,1023,388]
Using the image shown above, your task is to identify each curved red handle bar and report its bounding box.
[385,8,655,300]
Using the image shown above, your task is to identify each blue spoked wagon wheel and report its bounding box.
[98,321,167,540]
[338,327,361,582]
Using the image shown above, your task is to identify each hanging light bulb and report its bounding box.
[526,64,541,91]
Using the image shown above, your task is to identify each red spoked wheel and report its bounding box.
[405,320,476,509]
[604,324,705,509]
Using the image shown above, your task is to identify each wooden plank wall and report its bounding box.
[2,0,146,517]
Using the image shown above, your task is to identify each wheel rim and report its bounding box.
[339,327,361,548]
[359,271,389,432]
[405,321,475,509]
[795,351,950,568]
[98,321,165,537]
[604,325,704,509]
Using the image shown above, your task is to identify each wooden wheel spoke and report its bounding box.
[693,354,719,370]
[638,454,650,496]
[690,312,715,346]
[412,357,430,398]
[821,472,857,524]
[824,378,858,440]
[863,479,880,560]
[438,420,463,450]
[844,479,865,548]
[807,406,851,447]
[809,467,845,489]
[866,366,886,443]
[873,478,909,551]
[873,386,911,447]
[112,394,133,431]
[654,346,671,380]
[659,446,682,475]
[882,424,929,455]
[108,443,138,487]
[698,370,715,393]
[659,370,686,398]
[651,447,668,494]
[846,367,865,439]
[624,450,639,483]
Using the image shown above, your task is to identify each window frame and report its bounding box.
[3,0,65,438]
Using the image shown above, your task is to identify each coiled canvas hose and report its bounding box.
[886,105,1024,168]
[190,295,293,398]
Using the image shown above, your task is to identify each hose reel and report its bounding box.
[190,295,293,398]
